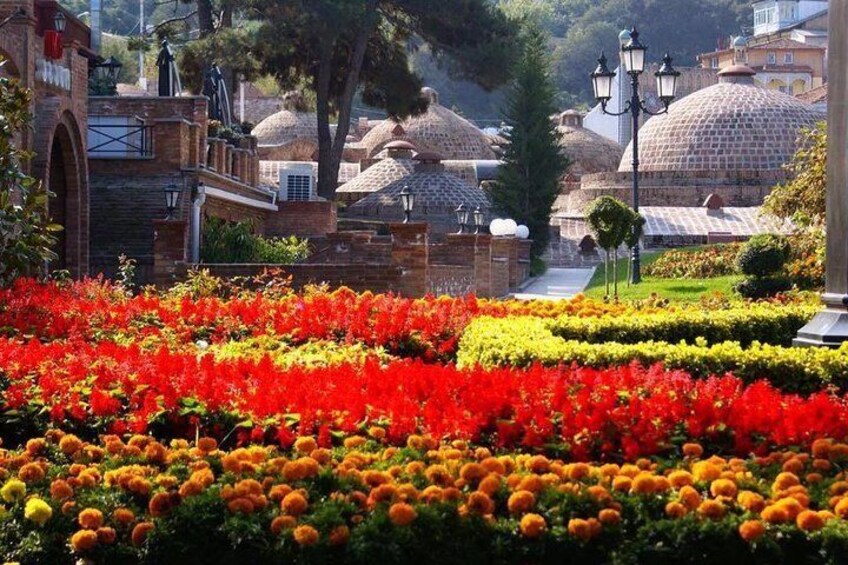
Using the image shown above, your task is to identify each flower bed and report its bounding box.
[457,317,848,394]
[3,432,848,564]
[644,244,742,279]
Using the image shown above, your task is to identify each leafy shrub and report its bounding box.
[736,234,790,277]
[456,315,845,394]
[200,218,308,264]
[787,227,825,290]
[644,244,742,279]
[762,121,826,224]
[546,302,814,347]
[735,275,791,299]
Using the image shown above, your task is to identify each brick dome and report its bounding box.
[557,110,623,176]
[336,157,414,205]
[349,154,491,226]
[252,91,318,161]
[360,88,496,160]
[620,69,824,172]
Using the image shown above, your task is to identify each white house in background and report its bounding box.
[752,0,828,37]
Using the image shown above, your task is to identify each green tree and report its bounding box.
[249,0,517,199]
[0,61,61,285]
[492,27,569,258]
[585,196,632,297]
[763,122,827,226]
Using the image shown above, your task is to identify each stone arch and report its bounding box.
[0,47,20,77]
[767,79,787,92]
[44,112,88,278]
[792,79,807,95]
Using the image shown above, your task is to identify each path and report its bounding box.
[512,267,595,300]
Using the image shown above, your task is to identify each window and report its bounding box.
[768,52,777,65]
[711,57,719,69]
[784,52,794,64]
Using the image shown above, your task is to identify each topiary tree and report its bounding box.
[585,196,632,298]
[735,234,791,299]
[0,59,61,286]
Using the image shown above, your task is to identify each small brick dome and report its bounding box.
[360,87,496,160]
[252,91,319,161]
[557,110,623,176]
[620,69,824,172]
[336,157,414,204]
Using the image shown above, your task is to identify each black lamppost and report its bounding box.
[96,56,123,83]
[590,27,680,284]
[473,206,484,234]
[53,10,66,33]
[164,184,181,219]
[455,204,469,234]
[399,185,415,223]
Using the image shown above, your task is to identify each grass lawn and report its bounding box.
[583,251,742,302]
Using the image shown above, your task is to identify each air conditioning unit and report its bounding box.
[278,163,315,201]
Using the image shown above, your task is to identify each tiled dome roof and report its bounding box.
[620,68,824,172]
[349,156,490,220]
[360,88,496,160]
[252,91,318,160]
[557,111,623,176]
[336,158,415,203]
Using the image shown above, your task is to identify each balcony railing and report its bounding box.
[87,120,153,158]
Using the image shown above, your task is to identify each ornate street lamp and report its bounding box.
[473,206,484,234]
[164,184,181,219]
[53,10,66,33]
[399,185,414,223]
[455,203,469,234]
[589,26,679,284]
[96,56,123,82]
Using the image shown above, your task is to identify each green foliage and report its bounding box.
[200,217,309,265]
[179,27,262,95]
[645,244,742,279]
[763,122,827,225]
[736,235,790,278]
[735,276,791,300]
[0,60,61,287]
[584,196,635,297]
[457,315,848,394]
[786,227,825,290]
[492,27,569,259]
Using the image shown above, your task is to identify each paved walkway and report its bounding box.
[512,267,596,300]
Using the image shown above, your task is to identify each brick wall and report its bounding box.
[200,263,403,294]
[265,201,338,238]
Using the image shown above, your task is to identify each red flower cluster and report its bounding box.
[1,337,846,458]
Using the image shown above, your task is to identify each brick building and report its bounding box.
[1,0,94,277]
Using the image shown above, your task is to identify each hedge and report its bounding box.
[457,316,848,394]
[546,303,817,347]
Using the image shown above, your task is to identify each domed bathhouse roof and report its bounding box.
[348,152,491,233]
[336,141,416,205]
[619,65,824,173]
[252,91,319,161]
[557,110,623,177]
[360,88,497,161]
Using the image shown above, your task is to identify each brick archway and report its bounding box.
[0,48,21,78]
[45,113,88,277]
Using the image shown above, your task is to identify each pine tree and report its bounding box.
[493,27,569,258]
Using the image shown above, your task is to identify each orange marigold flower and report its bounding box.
[293,525,320,546]
[567,462,591,481]
[466,491,494,515]
[761,505,790,524]
[281,491,309,516]
[269,484,293,503]
[368,426,386,440]
[797,509,825,532]
[682,443,704,458]
[567,518,592,542]
[692,462,721,483]
[811,439,832,459]
[520,513,547,538]
[78,508,104,530]
[25,438,46,455]
[478,474,501,496]
[197,437,218,453]
[112,508,135,527]
[61,501,77,515]
[517,475,544,493]
[96,527,117,545]
[329,525,350,546]
[507,490,535,515]
[598,508,621,526]
[460,463,487,484]
[526,456,551,474]
[710,479,738,499]
[18,463,45,484]
[678,485,702,510]
[782,458,805,475]
[425,465,452,487]
[665,501,688,518]
[612,476,632,492]
[697,500,725,520]
[630,473,655,495]
[420,485,443,504]
[50,479,74,501]
[481,457,506,476]
[668,470,694,489]
[71,529,98,552]
[773,472,800,493]
[131,522,154,546]
[59,435,84,456]
[835,498,848,519]
[388,502,417,526]
[776,497,804,520]
[271,515,297,535]
[343,436,367,450]
[738,520,766,542]
[179,479,204,498]
[148,492,176,517]
[737,491,765,513]
[227,497,254,515]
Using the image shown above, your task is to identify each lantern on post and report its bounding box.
[399,185,415,223]
[473,206,484,234]
[455,204,469,234]
[164,184,181,219]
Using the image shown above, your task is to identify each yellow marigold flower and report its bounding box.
[710,478,738,499]
[520,513,547,538]
[598,508,621,526]
[388,502,417,526]
[773,472,800,493]
[692,462,721,483]
[507,490,535,515]
[835,498,848,519]
[630,473,655,495]
[619,464,640,478]
[697,499,725,520]
[738,520,765,542]
[665,501,688,518]
[71,529,98,552]
[1,479,26,503]
[24,497,52,526]
[78,508,104,530]
[567,518,592,542]
[612,476,632,493]
[281,492,309,516]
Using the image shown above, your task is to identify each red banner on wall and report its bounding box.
[44,30,63,60]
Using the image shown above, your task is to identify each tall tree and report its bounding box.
[492,27,569,258]
[248,0,517,199]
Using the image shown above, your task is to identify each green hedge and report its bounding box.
[457,316,848,394]
[546,303,817,347]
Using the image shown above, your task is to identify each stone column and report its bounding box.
[490,237,512,298]
[390,222,429,297]
[794,2,848,347]
[474,234,493,297]
[152,220,188,288]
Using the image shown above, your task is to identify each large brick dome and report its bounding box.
[252,91,318,161]
[557,110,623,176]
[360,88,496,161]
[619,66,824,172]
